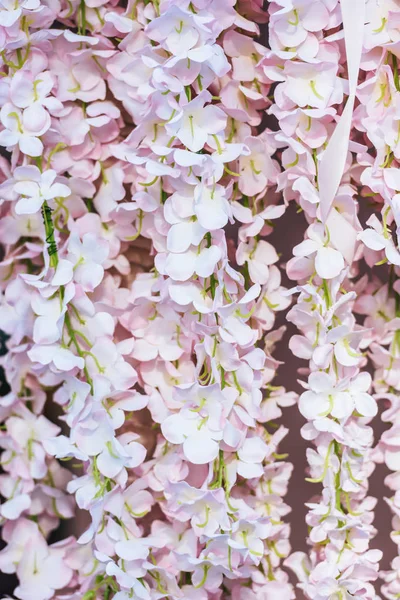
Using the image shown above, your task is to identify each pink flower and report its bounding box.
[10,71,61,113]
[66,232,109,292]
[270,0,330,49]
[237,239,279,285]
[0,0,40,27]
[277,61,343,110]
[161,383,236,464]
[145,6,213,56]
[0,519,73,600]
[238,135,278,195]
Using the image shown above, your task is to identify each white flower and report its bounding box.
[11,166,70,215]
[299,371,377,422]
[167,91,227,153]
[293,222,344,279]
[0,103,50,157]
[358,213,400,266]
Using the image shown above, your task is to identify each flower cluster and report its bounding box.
[0,1,296,599]
[353,3,400,593]
[0,0,400,599]
[264,0,392,598]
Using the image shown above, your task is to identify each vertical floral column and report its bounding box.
[265,0,382,598]
[354,2,400,597]
[0,1,295,599]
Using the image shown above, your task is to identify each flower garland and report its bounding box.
[266,0,385,598]
[0,1,295,599]
[0,1,399,599]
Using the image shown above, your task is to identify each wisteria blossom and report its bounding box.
[0,1,398,600]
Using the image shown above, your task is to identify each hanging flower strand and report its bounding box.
[0,0,296,599]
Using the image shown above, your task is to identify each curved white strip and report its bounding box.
[319,0,365,224]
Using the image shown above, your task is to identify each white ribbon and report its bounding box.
[318,0,365,224]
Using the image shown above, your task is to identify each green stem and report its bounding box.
[64,313,93,393]
[42,201,58,269]
[79,0,86,34]
[392,53,400,92]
